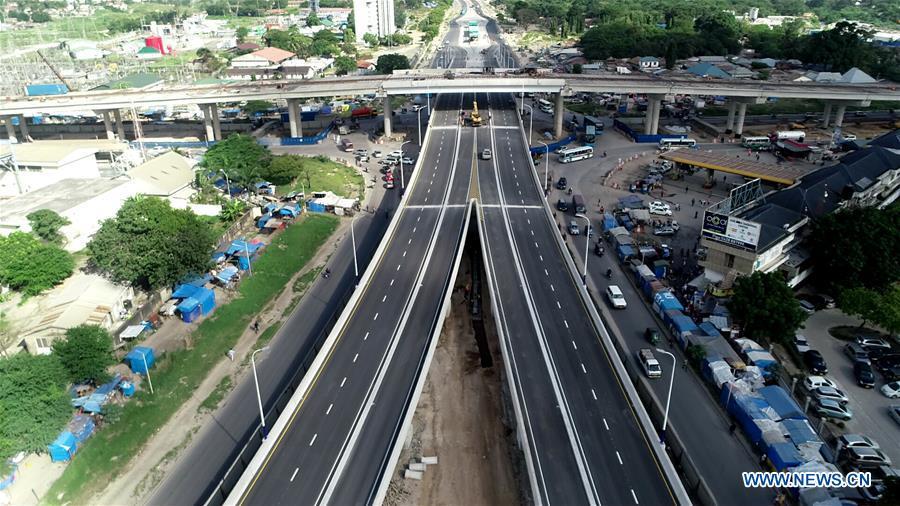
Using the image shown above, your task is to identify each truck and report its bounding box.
[571,193,586,214]
[351,106,377,119]
[470,100,482,127]
[771,130,806,142]
[637,349,662,378]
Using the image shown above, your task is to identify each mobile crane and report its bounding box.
[470,99,482,127]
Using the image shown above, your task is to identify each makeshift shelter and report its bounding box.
[48,431,78,462]
[781,419,820,446]
[177,297,201,322]
[617,195,644,209]
[125,346,155,375]
[119,323,150,342]
[652,291,683,317]
[759,385,805,421]
[215,265,240,286]
[227,239,264,270]
[67,414,95,443]
[767,442,804,471]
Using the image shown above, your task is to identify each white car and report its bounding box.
[401,156,414,165]
[804,375,839,392]
[793,334,811,354]
[882,381,900,399]
[811,386,850,405]
[606,285,627,309]
[648,201,673,216]
[388,150,402,158]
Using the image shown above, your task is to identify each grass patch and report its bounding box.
[256,322,283,348]
[199,375,233,412]
[293,266,323,293]
[287,156,365,199]
[828,325,881,341]
[44,214,339,505]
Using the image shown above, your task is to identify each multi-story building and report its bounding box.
[352,0,395,45]
[699,136,900,288]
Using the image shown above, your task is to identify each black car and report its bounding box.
[797,293,836,310]
[854,361,876,388]
[804,350,828,374]
[556,177,568,190]
[556,199,569,211]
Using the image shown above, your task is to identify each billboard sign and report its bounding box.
[702,211,761,251]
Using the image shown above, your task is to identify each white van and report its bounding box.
[606,285,627,309]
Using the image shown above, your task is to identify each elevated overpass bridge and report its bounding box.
[2,71,898,143]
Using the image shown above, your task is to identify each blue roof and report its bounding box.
[759,385,805,421]
[172,284,201,299]
[226,239,263,257]
[686,62,731,79]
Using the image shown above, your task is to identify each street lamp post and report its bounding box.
[417,107,422,146]
[539,141,549,192]
[400,140,412,190]
[142,352,154,394]
[522,104,533,145]
[219,170,231,199]
[350,215,358,282]
[656,348,676,448]
[251,346,271,438]
[575,213,591,285]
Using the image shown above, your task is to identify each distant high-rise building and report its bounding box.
[310,0,319,12]
[352,0,395,45]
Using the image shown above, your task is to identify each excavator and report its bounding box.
[470,99,482,127]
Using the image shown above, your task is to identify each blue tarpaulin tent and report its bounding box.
[767,442,804,471]
[215,265,239,285]
[759,386,805,421]
[172,284,201,299]
[616,244,635,262]
[698,321,723,338]
[257,213,271,229]
[125,346,155,375]
[67,415,95,443]
[277,203,301,217]
[669,312,699,339]
[177,297,201,322]
[601,213,618,231]
[194,287,215,315]
[652,291,683,317]
[227,240,264,270]
[781,419,820,446]
[48,431,78,462]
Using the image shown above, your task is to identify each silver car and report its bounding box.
[812,386,850,405]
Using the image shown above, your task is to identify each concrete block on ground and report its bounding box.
[409,462,427,472]
[421,456,439,465]
[404,470,424,480]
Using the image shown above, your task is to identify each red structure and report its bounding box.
[145,35,170,55]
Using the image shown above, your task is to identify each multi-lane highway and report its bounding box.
[231,93,473,504]
[475,92,680,505]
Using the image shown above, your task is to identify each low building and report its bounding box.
[699,146,900,287]
[20,273,134,355]
[136,46,163,60]
[127,151,197,204]
[633,56,660,71]
[0,141,101,197]
[685,62,731,79]
[231,47,296,68]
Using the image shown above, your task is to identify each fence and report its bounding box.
[528,134,577,155]
[131,140,216,149]
[280,121,336,146]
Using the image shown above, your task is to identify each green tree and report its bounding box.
[52,325,115,384]
[375,53,410,74]
[236,26,249,43]
[808,205,900,293]
[264,155,306,185]
[0,353,70,460]
[266,27,313,57]
[201,134,272,191]
[311,29,340,56]
[727,271,807,345]
[87,197,216,290]
[394,9,407,28]
[572,63,583,73]
[363,32,379,46]
[839,287,883,327]
[219,199,248,222]
[26,209,70,244]
[873,284,900,336]
[334,55,357,75]
[0,232,74,296]
[306,12,321,26]
[693,11,740,55]
[242,100,274,114]
[0,312,16,358]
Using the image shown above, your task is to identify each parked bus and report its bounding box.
[557,145,594,163]
[658,137,696,150]
[741,136,772,150]
[537,98,553,113]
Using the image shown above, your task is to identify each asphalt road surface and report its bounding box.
[477,91,677,505]
[236,93,472,504]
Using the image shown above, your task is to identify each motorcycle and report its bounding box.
[605,268,613,279]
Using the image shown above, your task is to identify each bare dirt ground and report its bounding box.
[386,261,521,506]
[88,219,350,506]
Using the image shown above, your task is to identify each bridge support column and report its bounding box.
[3,116,17,144]
[113,109,126,141]
[383,97,393,137]
[822,102,833,129]
[287,99,302,138]
[203,105,216,142]
[725,102,737,133]
[643,100,655,135]
[833,104,846,128]
[17,115,31,142]
[210,104,222,141]
[734,102,748,137]
[554,92,564,139]
[650,96,662,135]
[101,110,115,140]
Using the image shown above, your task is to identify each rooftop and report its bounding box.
[128,151,196,196]
[660,149,814,185]
[0,178,128,225]
[248,46,296,64]
[0,141,98,166]
[91,72,162,91]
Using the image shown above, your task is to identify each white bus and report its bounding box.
[741,136,772,150]
[537,98,553,113]
[557,145,594,163]
[658,137,697,150]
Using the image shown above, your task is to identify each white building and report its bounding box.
[0,141,102,197]
[353,0,395,45]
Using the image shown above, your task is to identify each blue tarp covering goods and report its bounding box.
[125,346,155,375]
[48,432,77,462]
[759,386,805,421]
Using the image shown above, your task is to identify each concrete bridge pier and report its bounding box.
[822,102,833,128]
[211,104,222,141]
[643,95,663,135]
[100,110,115,140]
[725,102,737,133]
[734,102,748,137]
[113,109,126,141]
[383,97,393,137]
[833,103,847,128]
[17,115,31,142]
[3,116,17,143]
[287,99,303,138]
[202,105,216,142]
[554,92,564,138]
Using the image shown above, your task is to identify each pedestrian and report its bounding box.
[682,360,688,370]
[760,454,769,467]
[685,186,689,193]
[694,210,698,219]
[691,198,695,207]
[227,349,235,361]
[756,153,760,161]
